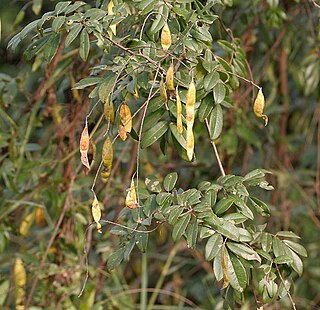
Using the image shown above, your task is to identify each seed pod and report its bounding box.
[221,246,229,288]
[125,179,138,209]
[166,63,175,91]
[101,169,111,183]
[19,212,34,237]
[104,97,115,124]
[176,86,183,134]
[186,79,196,127]
[160,79,168,102]
[35,207,46,226]
[119,102,132,133]
[118,124,127,141]
[14,258,26,309]
[160,22,171,51]
[186,126,194,161]
[102,136,113,170]
[107,0,117,36]
[253,88,268,126]
[134,84,139,100]
[80,121,90,169]
[91,194,102,233]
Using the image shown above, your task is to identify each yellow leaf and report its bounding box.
[119,103,132,132]
[160,22,171,51]
[253,88,268,126]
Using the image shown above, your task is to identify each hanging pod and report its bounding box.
[14,258,26,310]
[119,102,132,133]
[160,22,172,51]
[176,86,183,134]
[186,126,194,161]
[125,179,138,209]
[160,78,168,102]
[185,79,196,161]
[101,136,113,183]
[91,194,102,233]
[253,88,268,126]
[118,124,127,141]
[104,97,115,124]
[80,120,90,169]
[166,63,175,91]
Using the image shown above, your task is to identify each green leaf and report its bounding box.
[136,226,149,252]
[172,213,191,242]
[79,28,90,61]
[248,197,270,217]
[163,172,178,191]
[198,93,214,122]
[168,206,183,224]
[209,104,223,140]
[64,1,86,14]
[107,247,125,270]
[186,217,198,248]
[243,169,270,182]
[226,242,261,263]
[24,36,50,60]
[274,255,293,264]
[32,0,42,15]
[98,75,117,102]
[272,237,288,257]
[213,83,226,104]
[283,240,307,257]
[204,71,219,91]
[141,121,169,148]
[231,195,254,220]
[52,16,65,33]
[65,24,82,47]
[213,219,240,242]
[205,233,223,261]
[0,280,9,306]
[124,238,136,261]
[276,231,301,239]
[227,251,247,291]
[43,33,61,63]
[143,109,166,131]
[55,1,71,14]
[261,233,272,252]
[145,175,162,193]
[73,77,102,89]
[170,123,187,150]
[214,197,234,215]
[287,248,303,276]
[213,251,223,281]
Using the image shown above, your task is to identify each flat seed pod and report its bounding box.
[186,126,194,161]
[125,179,138,209]
[14,258,26,308]
[91,194,102,233]
[166,64,175,91]
[107,0,117,36]
[102,136,113,170]
[161,22,171,51]
[104,97,115,124]
[160,79,168,102]
[120,102,132,133]
[19,213,34,237]
[101,169,111,183]
[118,124,127,141]
[186,79,196,127]
[221,246,229,288]
[176,86,183,134]
[80,121,90,169]
[253,88,268,126]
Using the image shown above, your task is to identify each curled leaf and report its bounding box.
[125,179,138,209]
[160,79,168,102]
[160,22,171,51]
[92,194,102,233]
[80,121,90,169]
[166,63,174,91]
[120,102,132,133]
[253,88,268,126]
[176,86,183,134]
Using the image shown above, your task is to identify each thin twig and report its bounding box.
[204,119,226,177]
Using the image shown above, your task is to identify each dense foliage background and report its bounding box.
[0,0,319,309]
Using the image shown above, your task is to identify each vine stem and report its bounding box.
[140,253,148,310]
[204,119,226,177]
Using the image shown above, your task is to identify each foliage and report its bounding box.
[0,0,319,309]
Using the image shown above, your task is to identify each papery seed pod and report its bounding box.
[80,121,90,169]
[104,97,115,124]
[118,124,127,141]
[160,22,172,51]
[107,0,117,36]
[88,139,97,169]
[186,79,196,127]
[221,246,229,288]
[19,213,34,237]
[101,169,111,183]
[160,79,168,102]
[134,84,139,100]
[176,86,183,134]
[166,63,175,91]
[119,103,132,132]
[14,258,26,309]
[35,207,46,226]
[125,179,138,209]
[92,194,102,233]
[186,126,194,161]
[102,136,113,170]
[253,88,268,126]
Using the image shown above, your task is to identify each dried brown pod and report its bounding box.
[118,124,127,141]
